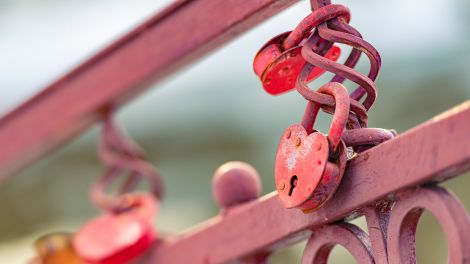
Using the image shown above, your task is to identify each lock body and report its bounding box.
[253,32,340,95]
[275,124,346,211]
[73,194,157,264]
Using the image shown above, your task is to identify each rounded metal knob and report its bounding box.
[212,161,262,208]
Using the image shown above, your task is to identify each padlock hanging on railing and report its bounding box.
[71,115,164,264]
[73,193,158,264]
[275,82,349,211]
[29,116,163,264]
[253,0,397,213]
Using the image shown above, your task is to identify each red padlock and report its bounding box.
[73,193,157,264]
[274,82,349,212]
[253,4,351,95]
[253,32,340,95]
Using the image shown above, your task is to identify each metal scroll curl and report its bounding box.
[301,186,470,263]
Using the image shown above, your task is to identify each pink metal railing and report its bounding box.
[1,0,469,263]
[144,102,470,263]
[0,0,299,179]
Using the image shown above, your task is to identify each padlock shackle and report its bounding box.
[283,4,350,50]
[301,82,350,152]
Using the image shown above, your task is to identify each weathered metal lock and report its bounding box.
[275,82,349,211]
[253,32,340,95]
[252,4,352,95]
[73,193,157,264]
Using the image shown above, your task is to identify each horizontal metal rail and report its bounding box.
[144,101,470,263]
[0,0,298,180]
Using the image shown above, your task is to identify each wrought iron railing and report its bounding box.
[1,0,469,263]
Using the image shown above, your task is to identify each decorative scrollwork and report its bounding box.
[302,223,374,264]
[301,186,470,263]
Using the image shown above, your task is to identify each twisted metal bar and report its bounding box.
[290,0,392,153]
[317,23,381,103]
[91,116,164,212]
[297,33,391,151]
[309,0,381,103]
[282,5,350,50]
[299,35,377,111]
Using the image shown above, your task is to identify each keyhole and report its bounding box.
[288,175,298,196]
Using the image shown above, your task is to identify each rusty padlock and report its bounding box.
[253,4,351,95]
[274,82,349,212]
[73,193,157,264]
[253,32,340,96]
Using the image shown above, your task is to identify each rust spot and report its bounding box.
[279,66,291,76]
[285,130,291,139]
[264,77,272,85]
[278,180,286,191]
[364,152,370,161]
[316,142,322,151]
[295,137,301,147]
[306,185,313,193]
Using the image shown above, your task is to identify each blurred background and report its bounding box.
[0,0,469,263]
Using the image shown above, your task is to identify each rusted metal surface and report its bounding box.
[0,0,300,180]
[144,101,470,263]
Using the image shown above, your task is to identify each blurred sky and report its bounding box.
[0,0,469,263]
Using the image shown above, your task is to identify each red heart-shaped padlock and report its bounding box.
[275,83,350,212]
[73,194,156,264]
[275,124,330,209]
[275,124,346,211]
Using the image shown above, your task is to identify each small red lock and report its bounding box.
[253,4,351,95]
[73,193,157,264]
[274,82,349,211]
[253,32,340,95]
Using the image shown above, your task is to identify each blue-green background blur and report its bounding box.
[0,0,469,263]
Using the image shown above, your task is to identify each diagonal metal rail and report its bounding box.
[0,0,299,180]
[144,101,470,263]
